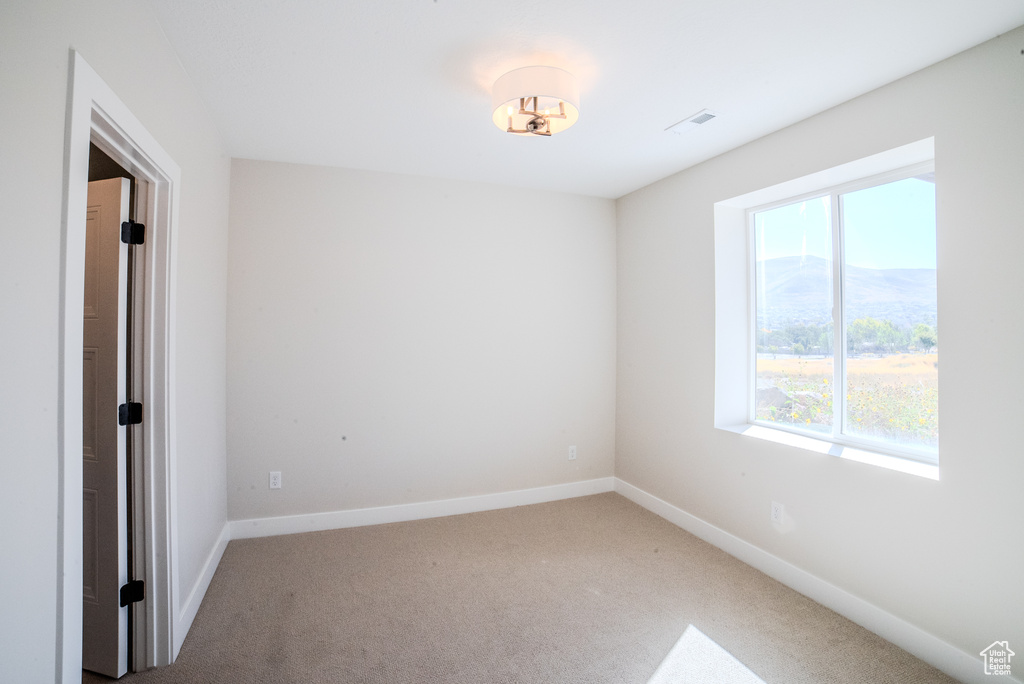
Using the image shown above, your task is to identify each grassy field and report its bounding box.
[756,353,938,448]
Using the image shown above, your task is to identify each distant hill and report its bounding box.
[755,255,937,329]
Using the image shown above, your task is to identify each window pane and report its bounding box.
[754,197,834,435]
[841,175,937,451]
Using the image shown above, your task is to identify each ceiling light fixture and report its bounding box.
[491,66,579,137]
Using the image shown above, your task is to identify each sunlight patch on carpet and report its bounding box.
[647,625,766,684]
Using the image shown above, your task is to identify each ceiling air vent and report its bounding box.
[665,109,718,135]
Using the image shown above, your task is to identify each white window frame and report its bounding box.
[746,162,937,463]
[714,139,939,480]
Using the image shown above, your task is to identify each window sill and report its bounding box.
[717,423,940,481]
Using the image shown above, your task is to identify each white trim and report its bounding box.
[174,524,230,655]
[718,424,940,481]
[229,478,616,540]
[714,138,941,479]
[744,161,938,466]
[59,51,181,682]
[613,477,1018,684]
[716,138,935,210]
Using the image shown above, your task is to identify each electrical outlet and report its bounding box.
[771,501,784,524]
[568,445,577,461]
[269,471,282,489]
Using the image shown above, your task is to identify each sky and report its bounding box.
[754,176,937,270]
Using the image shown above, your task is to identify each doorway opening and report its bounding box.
[59,51,182,684]
[81,146,146,678]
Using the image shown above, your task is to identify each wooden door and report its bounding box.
[82,177,130,678]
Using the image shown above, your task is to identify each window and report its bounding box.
[714,139,939,475]
[751,167,937,462]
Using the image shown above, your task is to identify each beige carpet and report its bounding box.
[85,493,959,683]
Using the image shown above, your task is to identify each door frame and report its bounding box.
[58,50,181,682]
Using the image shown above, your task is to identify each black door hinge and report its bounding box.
[118,402,143,426]
[120,579,145,607]
[121,220,145,245]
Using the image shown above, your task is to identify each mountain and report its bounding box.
[755,255,937,329]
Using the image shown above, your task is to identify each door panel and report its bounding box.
[82,177,130,678]
[83,348,98,462]
[82,489,100,603]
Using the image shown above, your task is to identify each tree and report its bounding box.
[782,322,830,356]
[876,319,902,354]
[818,322,834,355]
[848,317,881,354]
[914,323,937,351]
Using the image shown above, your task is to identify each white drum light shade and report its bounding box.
[491,66,580,135]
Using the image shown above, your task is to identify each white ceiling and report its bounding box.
[149,0,1024,198]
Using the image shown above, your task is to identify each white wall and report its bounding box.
[227,160,617,520]
[3,0,1015,678]
[616,25,1024,667]
[0,1,230,680]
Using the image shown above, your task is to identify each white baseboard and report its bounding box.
[173,522,230,658]
[229,477,617,540]
[614,478,1018,684]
